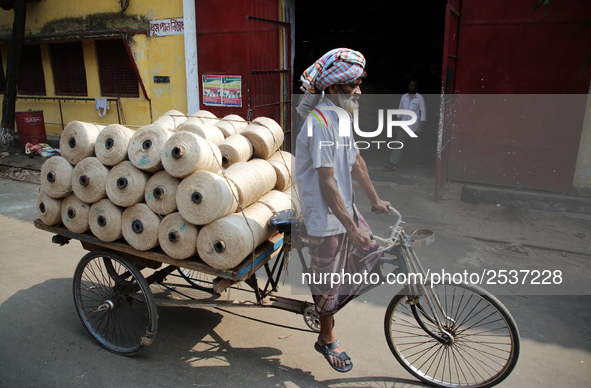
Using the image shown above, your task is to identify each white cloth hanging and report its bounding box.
[95,98,109,117]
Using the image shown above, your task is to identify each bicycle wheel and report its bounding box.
[73,250,158,356]
[384,282,520,388]
[178,268,216,293]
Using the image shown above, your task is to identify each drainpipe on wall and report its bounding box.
[183,0,199,115]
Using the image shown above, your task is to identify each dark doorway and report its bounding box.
[293,1,448,167]
[294,1,447,95]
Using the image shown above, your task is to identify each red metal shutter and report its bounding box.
[435,0,461,199]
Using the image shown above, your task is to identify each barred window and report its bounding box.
[50,42,88,96]
[17,44,46,96]
[96,39,139,98]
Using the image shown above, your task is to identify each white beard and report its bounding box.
[338,92,359,114]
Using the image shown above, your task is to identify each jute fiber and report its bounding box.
[256,189,292,214]
[106,161,151,207]
[192,110,218,125]
[218,134,253,168]
[128,124,172,173]
[266,150,295,191]
[88,198,124,242]
[60,121,105,165]
[242,117,284,159]
[153,110,187,131]
[71,157,110,204]
[95,124,134,166]
[177,118,225,145]
[158,212,198,259]
[144,170,180,216]
[225,159,276,208]
[176,170,238,225]
[41,156,73,198]
[197,202,274,270]
[161,131,222,178]
[122,203,161,251]
[216,114,248,137]
[61,193,90,233]
[283,187,301,217]
[37,191,63,226]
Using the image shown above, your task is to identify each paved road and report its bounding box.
[1,176,590,388]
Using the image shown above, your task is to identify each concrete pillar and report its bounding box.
[183,0,199,115]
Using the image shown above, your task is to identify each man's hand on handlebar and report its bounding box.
[370,199,391,215]
[347,225,372,247]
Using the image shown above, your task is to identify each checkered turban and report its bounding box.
[296,48,365,117]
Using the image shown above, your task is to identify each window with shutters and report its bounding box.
[50,42,88,96]
[96,39,139,98]
[17,44,46,96]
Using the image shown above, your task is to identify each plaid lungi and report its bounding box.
[308,211,382,317]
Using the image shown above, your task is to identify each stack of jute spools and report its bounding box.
[37,110,299,272]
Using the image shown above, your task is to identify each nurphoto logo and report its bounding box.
[306,106,418,150]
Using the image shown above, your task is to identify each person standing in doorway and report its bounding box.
[384,79,427,171]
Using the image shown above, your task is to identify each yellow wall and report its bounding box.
[0,0,188,140]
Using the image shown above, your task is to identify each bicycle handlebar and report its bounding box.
[370,205,403,244]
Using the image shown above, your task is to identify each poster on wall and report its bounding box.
[221,76,242,107]
[202,75,222,106]
[202,75,242,107]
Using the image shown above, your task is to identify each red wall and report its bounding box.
[447,0,591,192]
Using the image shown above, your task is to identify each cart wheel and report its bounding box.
[384,282,520,388]
[73,250,158,356]
[178,268,216,293]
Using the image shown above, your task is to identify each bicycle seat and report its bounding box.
[269,209,303,234]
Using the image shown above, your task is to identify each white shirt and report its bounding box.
[398,92,426,132]
[295,98,359,237]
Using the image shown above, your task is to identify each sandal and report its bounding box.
[383,163,397,171]
[314,341,353,373]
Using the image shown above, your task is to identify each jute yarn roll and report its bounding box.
[218,134,253,168]
[106,161,151,207]
[192,110,218,125]
[178,118,225,145]
[161,131,222,178]
[128,124,172,172]
[256,189,292,214]
[37,191,62,226]
[40,156,73,198]
[158,212,198,259]
[154,110,187,131]
[60,121,105,165]
[88,199,124,242]
[95,124,134,166]
[121,203,161,251]
[216,114,248,137]
[242,117,284,159]
[225,159,276,208]
[283,187,301,217]
[145,170,180,215]
[176,170,238,225]
[71,157,110,204]
[61,193,90,233]
[267,150,295,191]
[197,202,274,270]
